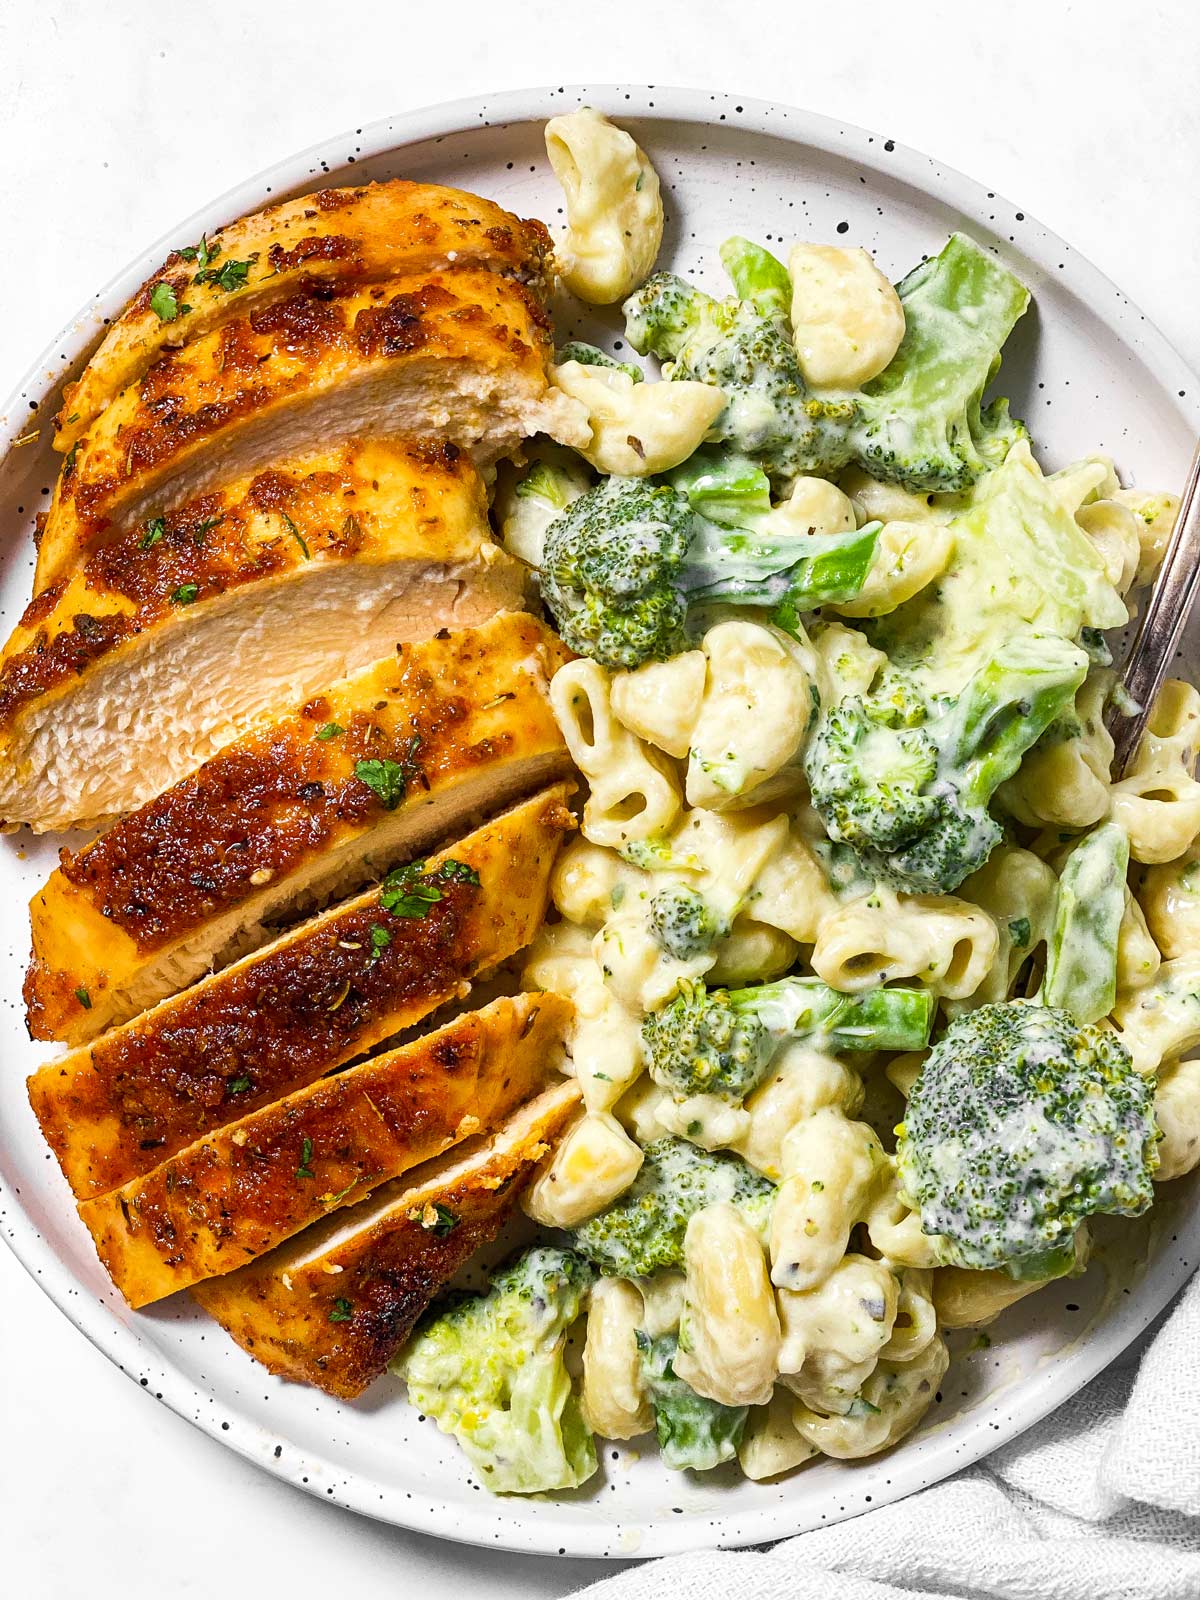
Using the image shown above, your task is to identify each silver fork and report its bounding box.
[1110,440,1200,776]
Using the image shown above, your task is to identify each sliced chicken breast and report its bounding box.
[0,437,527,832]
[28,784,574,1200]
[25,614,571,1043]
[78,991,571,1307]
[36,267,586,593]
[192,1078,581,1397]
[55,180,554,450]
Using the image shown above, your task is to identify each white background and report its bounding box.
[2,3,1198,1595]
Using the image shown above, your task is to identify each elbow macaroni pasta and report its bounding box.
[827,520,954,620]
[1111,680,1200,864]
[675,1203,782,1408]
[522,1110,645,1229]
[551,359,725,477]
[1154,1057,1200,1181]
[788,244,906,388]
[686,622,815,811]
[551,658,683,848]
[770,1110,886,1291]
[545,109,664,304]
[610,652,707,758]
[581,1278,653,1439]
[810,888,998,1000]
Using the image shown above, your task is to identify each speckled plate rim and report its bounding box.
[2,84,1199,1561]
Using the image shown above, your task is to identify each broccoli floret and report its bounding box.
[896,1002,1158,1280]
[1042,821,1130,1025]
[624,267,851,481]
[649,884,724,960]
[637,1330,747,1470]
[539,475,881,668]
[806,633,1089,893]
[625,232,1031,493]
[556,340,644,382]
[642,976,935,1104]
[395,1245,596,1494]
[499,449,591,568]
[570,1137,774,1277]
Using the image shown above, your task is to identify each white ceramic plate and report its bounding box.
[2,85,1198,1562]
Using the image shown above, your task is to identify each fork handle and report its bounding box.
[1110,437,1200,777]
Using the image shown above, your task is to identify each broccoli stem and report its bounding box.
[1043,821,1130,1024]
[668,449,773,528]
[719,237,792,322]
[684,518,882,620]
[741,976,935,1054]
[945,634,1089,810]
[637,1330,748,1470]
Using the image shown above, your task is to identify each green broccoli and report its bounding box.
[847,232,1030,491]
[896,1002,1158,1280]
[637,1330,747,1471]
[1042,821,1130,1025]
[499,449,591,568]
[625,232,1030,492]
[806,632,1089,893]
[395,1246,597,1494]
[642,976,935,1104]
[865,439,1128,698]
[624,263,851,481]
[556,340,644,382]
[648,884,725,960]
[538,475,881,669]
[570,1137,774,1278]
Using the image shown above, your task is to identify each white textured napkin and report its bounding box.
[572,1272,1200,1600]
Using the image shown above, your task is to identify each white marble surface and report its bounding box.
[2,3,1198,1595]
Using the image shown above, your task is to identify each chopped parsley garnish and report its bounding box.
[62,440,81,478]
[149,281,189,322]
[354,757,407,810]
[328,1298,353,1323]
[227,1075,252,1094]
[296,1136,315,1180]
[170,583,199,606]
[438,859,481,886]
[380,860,443,917]
[280,510,310,559]
[315,722,344,740]
[367,923,392,962]
[74,986,91,1010]
[317,1179,361,1206]
[1008,917,1032,950]
[190,515,224,545]
[378,857,479,918]
[178,234,217,271]
[140,518,166,551]
[196,257,254,292]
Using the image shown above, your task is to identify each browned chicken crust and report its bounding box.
[0,436,526,834]
[55,180,554,450]
[28,785,574,1200]
[36,266,583,594]
[26,614,571,1044]
[79,991,572,1307]
[192,1078,582,1397]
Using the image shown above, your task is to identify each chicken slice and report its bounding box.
[78,991,571,1307]
[0,436,527,832]
[192,1077,581,1397]
[36,267,586,593]
[27,784,574,1200]
[25,614,571,1044]
[55,180,554,450]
